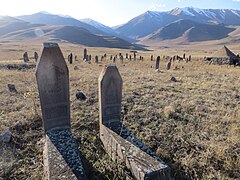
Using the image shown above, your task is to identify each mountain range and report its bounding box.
[0,7,240,49]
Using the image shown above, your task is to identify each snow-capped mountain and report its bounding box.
[80,18,136,42]
[116,7,240,39]
[80,18,116,35]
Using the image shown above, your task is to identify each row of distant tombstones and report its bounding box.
[23,48,191,72]
[36,43,171,180]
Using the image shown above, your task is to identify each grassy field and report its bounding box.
[0,42,239,179]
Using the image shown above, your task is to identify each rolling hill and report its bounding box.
[146,19,235,42]
[17,12,105,35]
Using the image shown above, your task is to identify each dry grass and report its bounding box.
[0,42,239,179]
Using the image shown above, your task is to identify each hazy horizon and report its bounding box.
[1,0,240,26]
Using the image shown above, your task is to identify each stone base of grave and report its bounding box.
[100,125,171,180]
[43,128,87,180]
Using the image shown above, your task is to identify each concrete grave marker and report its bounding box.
[36,43,70,133]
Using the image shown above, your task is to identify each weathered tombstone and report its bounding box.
[36,43,87,179]
[95,55,98,63]
[75,55,78,62]
[98,65,122,130]
[126,53,128,59]
[151,55,153,61]
[36,43,70,132]
[34,52,39,62]
[156,56,160,70]
[133,52,136,60]
[120,55,123,63]
[166,58,172,70]
[189,55,191,61]
[23,52,29,62]
[113,56,116,63]
[83,48,87,60]
[129,55,132,61]
[68,53,73,64]
[110,55,112,61]
[89,54,91,61]
[183,53,186,60]
[98,65,171,179]
[101,56,104,61]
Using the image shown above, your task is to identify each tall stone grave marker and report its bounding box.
[156,56,160,70]
[98,65,171,179]
[83,48,87,60]
[98,64,122,130]
[36,43,70,133]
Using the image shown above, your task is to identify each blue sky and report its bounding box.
[1,0,240,26]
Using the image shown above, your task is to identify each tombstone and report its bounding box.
[133,52,136,60]
[75,55,78,62]
[98,65,171,179]
[113,56,116,63]
[68,53,73,64]
[34,52,39,62]
[95,55,98,63]
[101,56,104,61]
[83,48,87,60]
[189,55,191,61]
[120,55,123,63]
[166,58,172,70]
[36,43,70,133]
[36,43,87,179]
[173,56,176,61]
[89,54,91,61]
[110,55,112,61]
[98,65,122,129]
[126,53,128,59]
[129,55,132,61]
[23,52,29,62]
[151,55,153,61]
[183,53,186,60]
[156,56,160,70]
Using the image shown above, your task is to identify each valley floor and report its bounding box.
[0,43,239,179]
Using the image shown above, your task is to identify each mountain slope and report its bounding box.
[0,23,144,50]
[17,12,105,35]
[80,18,116,35]
[80,18,135,43]
[0,16,40,36]
[146,19,235,42]
[116,7,240,39]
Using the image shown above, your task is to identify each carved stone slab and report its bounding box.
[36,43,70,133]
[98,64,122,129]
[100,126,171,180]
